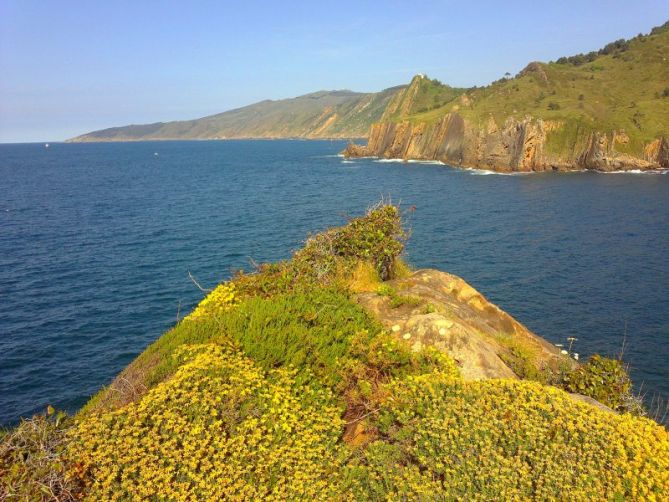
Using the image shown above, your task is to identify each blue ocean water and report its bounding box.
[1,140,668,425]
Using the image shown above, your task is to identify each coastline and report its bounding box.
[345,154,669,175]
[343,142,669,174]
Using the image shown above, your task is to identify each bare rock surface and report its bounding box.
[357,269,569,381]
[568,393,616,413]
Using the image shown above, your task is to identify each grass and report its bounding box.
[382,75,466,122]
[496,335,550,383]
[376,283,423,309]
[347,261,382,293]
[0,412,77,501]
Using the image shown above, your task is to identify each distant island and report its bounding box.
[70,21,669,172]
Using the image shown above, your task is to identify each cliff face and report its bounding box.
[345,114,669,171]
[346,23,669,172]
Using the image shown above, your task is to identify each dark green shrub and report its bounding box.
[561,354,636,412]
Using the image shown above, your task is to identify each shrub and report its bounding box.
[233,203,408,298]
[561,354,638,412]
[0,409,76,501]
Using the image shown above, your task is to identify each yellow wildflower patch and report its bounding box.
[184,282,237,321]
[351,376,669,501]
[68,344,345,501]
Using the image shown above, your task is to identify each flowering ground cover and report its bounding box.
[2,204,667,501]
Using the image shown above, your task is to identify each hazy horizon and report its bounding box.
[1,0,668,143]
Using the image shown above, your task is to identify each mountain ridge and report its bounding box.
[68,86,405,142]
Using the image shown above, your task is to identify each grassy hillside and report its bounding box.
[380,75,467,121]
[69,87,404,142]
[401,21,669,155]
[2,204,668,500]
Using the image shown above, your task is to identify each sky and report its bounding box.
[1,0,668,142]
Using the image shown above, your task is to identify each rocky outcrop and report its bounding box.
[644,137,669,167]
[578,131,665,171]
[344,114,669,172]
[356,269,619,413]
[357,269,574,381]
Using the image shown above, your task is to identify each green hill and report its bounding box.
[68,87,404,142]
[346,21,669,171]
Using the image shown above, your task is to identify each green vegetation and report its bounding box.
[562,354,644,414]
[2,204,668,500]
[495,334,556,384]
[376,283,423,309]
[381,75,466,121]
[346,377,668,500]
[391,22,669,160]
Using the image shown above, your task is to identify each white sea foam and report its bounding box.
[463,167,530,176]
[406,159,446,165]
[341,160,356,164]
[596,168,668,175]
[373,158,406,163]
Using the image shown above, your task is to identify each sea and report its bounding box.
[1,140,668,425]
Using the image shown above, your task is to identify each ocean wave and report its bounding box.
[406,159,446,165]
[596,169,668,175]
[341,160,356,164]
[373,158,406,163]
[464,168,530,176]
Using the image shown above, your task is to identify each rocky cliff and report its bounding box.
[345,113,669,172]
[345,22,669,172]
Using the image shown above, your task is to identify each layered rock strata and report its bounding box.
[345,115,669,172]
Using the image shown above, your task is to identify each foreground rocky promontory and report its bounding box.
[2,204,667,500]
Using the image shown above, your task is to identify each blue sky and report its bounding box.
[1,0,668,142]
